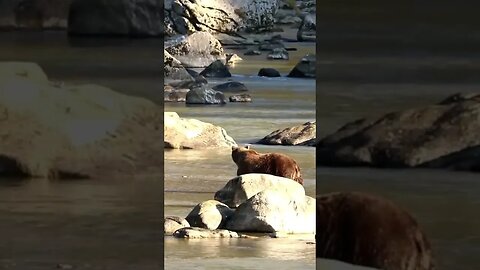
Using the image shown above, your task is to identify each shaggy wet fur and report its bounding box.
[316,192,435,270]
[231,145,303,185]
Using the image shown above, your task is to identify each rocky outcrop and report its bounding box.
[317,93,480,172]
[185,200,235,230]
[287,54,316,78]
[165,32,225,68]
[164,0,279,36]
[0,62,164,179]
[258,121,316,145]
[164,112,237,149]
[0,0,70,30]
[68,0,162,37]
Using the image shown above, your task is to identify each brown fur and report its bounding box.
[231,145,303,185]
[316,192,435,270]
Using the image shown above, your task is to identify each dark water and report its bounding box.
[0,32,162,269]
[317,2,480,269]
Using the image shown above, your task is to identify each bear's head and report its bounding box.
[231,144,258,163]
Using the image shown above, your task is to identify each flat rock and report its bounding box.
[258,121,316,145]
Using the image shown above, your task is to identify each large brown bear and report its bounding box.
[316,192,435,270]
[231,145,303,185]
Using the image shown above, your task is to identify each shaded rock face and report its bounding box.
[258,121,316,145]
[185,86,227,105]
[185,200,235,230]
[229,93,252,102]
[199,60,232,78]
[231,145,303,185]
[0,62,164,179]
[0,0,70,30]
[316,93,480,171]
[297,14,316,41]
[287,54,316,78]
[165,32,225,68]
[316,192,434,270]
[225,188,315,234]
[214,173,306,208]
[164,0,279,36]
[258,68,281,77]
[68,0,162,37]
[164,112,237,149]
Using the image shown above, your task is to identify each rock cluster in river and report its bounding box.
[164,173,316,238]
[317,93,480,172]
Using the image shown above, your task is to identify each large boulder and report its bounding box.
[316,192,434,270]
[0,62,164,179]
[316,93,480,171]
[164,0,279,36]
[164,112,237,149]
[0,0,70,30]
[185,200,235,230]
[68,0,162,37]
[185,86,227,105]
[258,121,316,145]
[287,54,316,78]
[225,188,316,234]
[165,32,225,68]
[214,173,305,208]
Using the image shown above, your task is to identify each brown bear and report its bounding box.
[231,145,303,185]
[316,192,435,270]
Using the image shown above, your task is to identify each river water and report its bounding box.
[164,44,317,269]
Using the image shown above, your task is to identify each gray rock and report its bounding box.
[164,50,194,81]
[173,227,243,238]
[316,93,480,171]
[212,81,248,93]
[68,0,162,37]
[199,60,232,78]
[185,86,227,105]
[258,68,281,77]
[164,216,190,235]
[258,121,316,145]
[267,48,289,60]
[287,54,316,78]
[165,32,225,67]
[229,94,252,102]
[185,200,235,230]
[297,14,316,42]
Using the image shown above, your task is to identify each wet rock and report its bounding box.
[258,68,281,77]
[164,216,190,235]
[229,94,252,102]
[165,32,225,67]
[297,14,316,42]
[244,49,262,56]
[214,173,305,208]
[267,48,289,60]
[173,227,243,238]
[68,0,162,37]
[316,192,434,270]
[185,86,227,105]
[185,200,235,230]
[258,121,316,145]
[164,50,194,81]
[199,60,232,78]
[287,54,316,78]
[164,0,279,36]
[0,62,165,179]
[164,112,237,149]
[225,188,316,234]
[212,81,248,93]
[0,0,70,30]
[317,93,480,171]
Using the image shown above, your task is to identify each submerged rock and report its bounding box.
[317,93,480,171]
[258,121,316,145]
[164,112,237,149]
[287,54,316,78]
[212,81,248,93]
[244,49,262,56]
[185,200,235,230]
